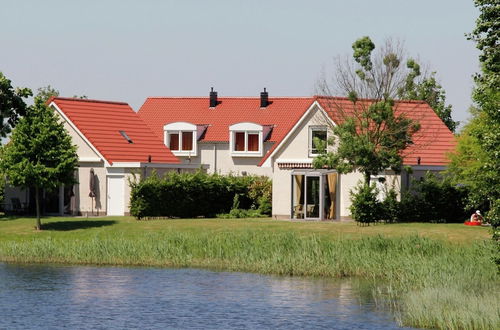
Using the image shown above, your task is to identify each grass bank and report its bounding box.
[0,217,498,329]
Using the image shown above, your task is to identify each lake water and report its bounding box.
[0,263,410,329]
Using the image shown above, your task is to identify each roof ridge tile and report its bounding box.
[53,97,129,106]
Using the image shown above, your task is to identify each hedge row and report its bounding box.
[350,173,471,224]
[398,174,471,223]
[129,171,271,219]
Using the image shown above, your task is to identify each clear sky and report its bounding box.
[0,0,479,126]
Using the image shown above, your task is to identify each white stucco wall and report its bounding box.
[172,142,274,176]
[338,171,363,217]
[271,162,292,218]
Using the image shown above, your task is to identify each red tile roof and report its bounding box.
[138,96,316,157]
[50,97,179,165]
[316,97,456,166]
[135,95,454,167]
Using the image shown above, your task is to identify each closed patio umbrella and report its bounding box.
[89,168,96,215]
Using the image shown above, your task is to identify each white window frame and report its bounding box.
[229,122,263,157]
[308,126,328,157]
[164,122,197,157]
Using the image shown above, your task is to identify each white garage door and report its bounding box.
[107,176,125,216]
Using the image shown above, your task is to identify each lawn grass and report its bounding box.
[0,216,498,329]
[0,216,491,243]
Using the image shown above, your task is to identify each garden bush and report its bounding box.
[247,176,272,215]
[399,173,471,223]
[381,188,400,223]
[129,171,271,219]
[349,183,382,225]
[216,191,271,219]
[349,172,472,224]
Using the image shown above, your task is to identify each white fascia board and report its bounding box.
[108,162,142,168]
[262,101,334,167]
[79,157,103,163]
[407,165,447,171]
[50,102,110,167]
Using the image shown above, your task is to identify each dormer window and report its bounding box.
[164,122,197,156]
[230,122,264,157]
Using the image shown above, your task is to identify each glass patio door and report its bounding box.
[292,173,322,220]
[292,170,337,220]
[305,176,320,219]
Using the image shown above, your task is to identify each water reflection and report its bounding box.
[0,263,411,329]
[70,267,138,301]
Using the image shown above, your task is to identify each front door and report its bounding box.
[107,176,125,216]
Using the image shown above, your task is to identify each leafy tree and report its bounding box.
[315,37,420,186]
[458,0,500,227]
[36,86,87,102]
[469,0,500,269]
[72,94,88,99]
[447,107,493,210]
[399,60,458,132]
[0,72,32,138]
[36,85,60,102]
[449,0,499,268]
[0,96,78,230]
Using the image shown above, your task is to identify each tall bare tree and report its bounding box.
[314,37,422,185]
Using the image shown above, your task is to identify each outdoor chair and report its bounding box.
[306,204,319,218]
[293,204,304,219]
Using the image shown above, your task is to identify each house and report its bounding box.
[138,89,456,220]
[5,89,455,220]
[5,98,199,216]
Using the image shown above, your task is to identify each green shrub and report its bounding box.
[381,188,400,223]
[399,173,471,223]
[487,200,500,272]
[349,183,382,224]
[257,195,272,216]
[129,171,271,219]
[217,192,270,219]
[217,208,265,219]
[248,176,272,215]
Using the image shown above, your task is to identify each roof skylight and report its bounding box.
[119,130,133,143]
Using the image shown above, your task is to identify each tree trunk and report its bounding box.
[364,172,371,186]
[35,186,41,230]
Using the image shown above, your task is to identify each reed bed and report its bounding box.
[0,222,498,329]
